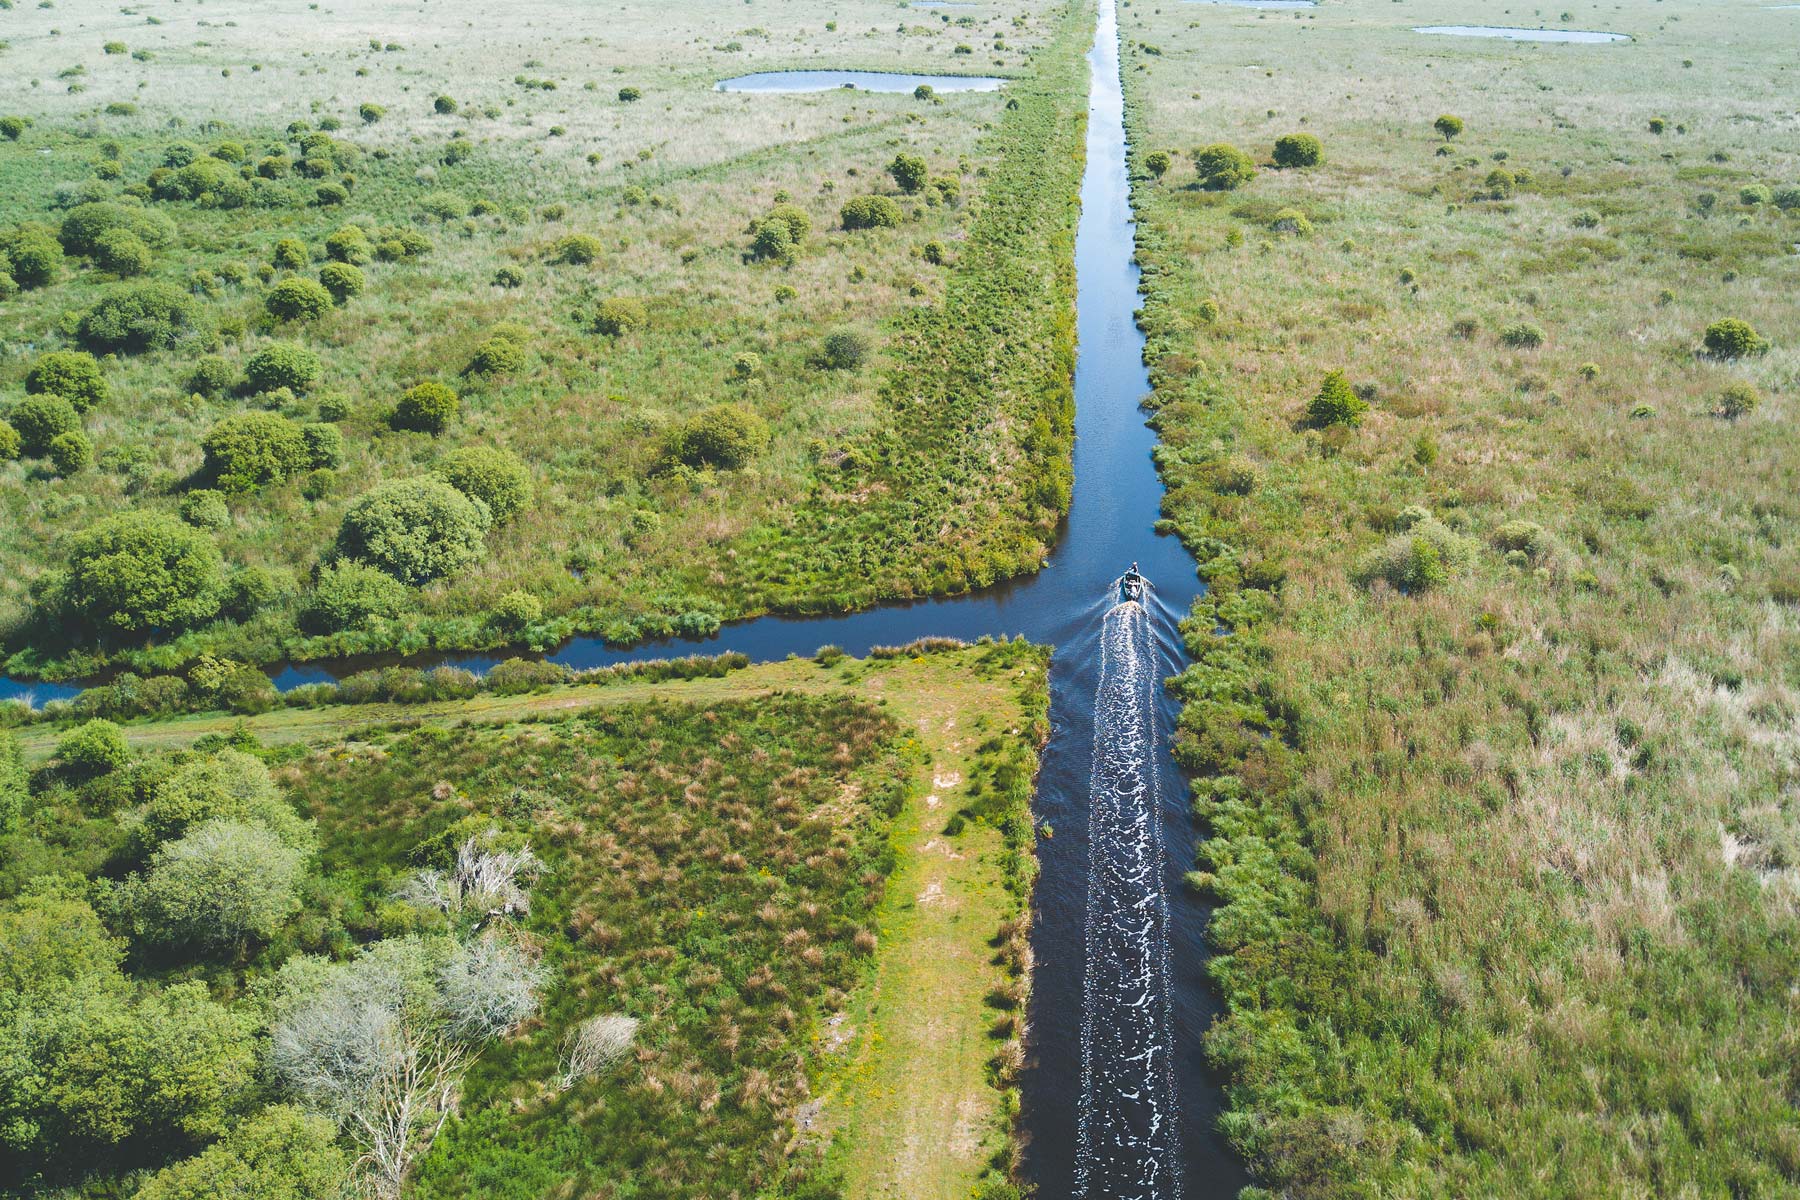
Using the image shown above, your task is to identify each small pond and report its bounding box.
[716,70,1005,93]
[1414,24,1629,42]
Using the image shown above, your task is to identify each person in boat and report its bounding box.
[1120,562,1146,602]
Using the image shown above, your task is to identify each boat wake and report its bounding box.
[1076,589,1182,1200]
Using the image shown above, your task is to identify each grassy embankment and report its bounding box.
[1120,0,1800,1194]
[0,0,1083,682]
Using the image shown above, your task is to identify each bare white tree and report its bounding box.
[394,833,543,927]
[559,1014,640,1091]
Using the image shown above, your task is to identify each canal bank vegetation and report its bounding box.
[1123,0,1800,1194]
[0,640,1049,1199]
[0,0,1084,687]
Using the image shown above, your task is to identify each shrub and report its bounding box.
[434,94,458,114]
[26,350,108,411]
[888,152,928,193]
[203,412,310,492]
[1272,132,1323,168]
[1740,184,1773,207]
[313,182,349,207]
[1500,321,1545,349]
[749,218,796,262]
[245,342,322,393]
[840,195,902,230]
[0,421,18,461]
[181,489,232,530]
[0,116,29,141]
[1493,519,1555,561]
[554,233,603,265]
[265,277,334,322]
[1703,318,1767,358]
[1774,187,1800,212]
[1354,518,1473,593]
[2,226,65,288]
[1144,149,1171,178]
[617,86,641,102]
[10,395,81,454]
[317,262,365,303]
[467,336,525,376]
[324,225,372,265]
[1269,207,1312,235]
[60,201,175,256]
[434,446,532,521]
[47,431,94,475]
[822,328,871,370]
[271,238,309,270]
[392,381,459,433]
[58,719,131,776]
[420,191,470,221]
[492,265,524,288]
[358,102,385,124]
[374,227,432,261]
[666,404,770,469]
[62,511,225,634]
[80,281,208,353]
[124,819,307,948]
[766,202,812,243]
[302,560,409,632]
[593,297,647,336]
[1194,143,1255,191]
[1717,382,1760,420]
[93,228,153,277]
[1434,114,1464,141]
[338,476,492,582]
[301,422,343,468]
[1307,369,1367,427]
[490,589,542,630]
[732,351,762,378]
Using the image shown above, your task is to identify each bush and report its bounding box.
[1774,187,1800,212]
[1269,207,1312,235]
[1307,369,1367,427]
[337,476,492,583]
[392,381,459,433]
[666,403,770,469]
[420,191,470,221]
[302,560,409,632]
[749,218,796,262]
[1272,132,1323,168]
[1144,149,1171,178]
[133,1105,348,1200]
[125,819,307,948]
[1193,143,1255,191]
[323,225,372,265]
[554,233,603,265]
[1353,518,1474,593]
[94,228,153,276]
[301,422,343,468]
[1717,382,1760,420]
[359,102,385,124]
[47,430,94,475]
[313,182,349,208]
[181,489,232,529]
[57,719,131,776]
[26,350,107,411]
[467,336,525,376]
[888,152,928,193]
[434,445,533,521]
[0,421,18,461]
[272,238,309,270]
[493,264,524,288]
[59,201,175,256]
[617,86,642,102]
[434,94,458,115]
[593,297,647,336]
[62,511,225,634]
[317,262,365,302]
[489,589,542,630]
[245,342,322,393]
[189,355,233,397]
[203,412,311,492]
[822,328,871,370]
[765,202,811,243]
[2,226,65,288]
[1703,318,1767,358]
[80,281,207,353]
[1740,184,1773,207]
[840,195,902,230]
[1500,321,1546,349]
[10,395,81,454]
[0,116,28,141]
[265,277,335,322]
[1434,114,1464,141]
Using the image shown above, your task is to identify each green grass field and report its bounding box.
[1121,0,1800,1193]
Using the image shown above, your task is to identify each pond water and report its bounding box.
[1415,24,1630,42]
[715,69,1006,93]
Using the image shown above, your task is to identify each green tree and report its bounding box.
[203,412,311,492]
[392,381,459,433]
[338,477,492,583]
[1144,149,1171,178]
[593,297,647,336]
[245,342,323,393]
[62,511,226,635]
[9,394,81,455]
[1,225,65,288]
[134,1105,350,1200]
[324,225,372,264]
[0,420,18,461]
[301,561,410,633]
[434,94,458,115]
[26,351,108,411]
[1271,132,1324,168]
[1434,113,1464,141]
[318,262,365,302]
[56,719,131,777]
[79,282,207,354]
[265,277,335,322]
[1193,142,1255,190]
[272,237,310,269]
[434,446,533,521]
[666,404,770,469]
[822,328,871,370]
[140,749,313,852]
[1307,369,1368,427]
[1703,317,1767,358]
[553,233,603,265]
[0,731,24,835]
[888,152,928,194]
[123,820,308,950]
[47,430,94,476]
[840,195,902,230]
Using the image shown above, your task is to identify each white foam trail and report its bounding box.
[1076,597,1183,1199]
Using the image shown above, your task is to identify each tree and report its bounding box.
[1193,143,1255,191]
[9,394,81,455]
[62,511,226,635]
[1718,382,1760,420]
[0,115,27,140]
[324,225,372,264]
[433,94,458,115]
[433,446,533,521]
[58,202,175,257]
[203,411,311,492]
[666,404,770,469]
[302,561,410,633]
[26,351,108,411]
[47,430,93,476]
[888,152,928,193]
[1272,132,1324,168]
[1434,113,1464,141]
[617,86,642,102]
[392,381,459,433]
[124,819,308,950]
[0,420,18,462]
[0,731,24,836]
[56,719,131,777]
[1144,149,1171,178]
[1703,317,1767,358]
[79,281,207,354]
[318,261,365,302]
[822,328,871,370]
[1,225,65,288]
[140,748,313,851]
[395,833,543,927]
[266,277,335,322]
[246,342,323,393]
[466,335,525,376]
[749,217,796,263]
[1307,369,1368,428]
[134,1105,350,1200]
[359,102,386,124]
[593,297,647,336]
[338,477,492,583]
[840,195,902,230]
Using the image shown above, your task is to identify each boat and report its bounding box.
[1120,562,1148,603]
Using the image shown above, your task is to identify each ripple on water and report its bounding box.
[714,70,1006,93]
[1414,24,1630,42]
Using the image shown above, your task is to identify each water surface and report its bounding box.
[716,69,1005,93]
[1415,24,1629,42]
[1184,0,1317,8]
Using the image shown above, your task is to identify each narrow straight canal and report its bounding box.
[0,3,1247,1193]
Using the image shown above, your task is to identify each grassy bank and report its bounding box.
[1120,0,1800,1194]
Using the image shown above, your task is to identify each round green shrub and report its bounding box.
[732,351,763,379]
[1434,114,1464,141]
[323,225,371,265]
[58,720,131,776]
[554,233,603,265]
[163,142,200,168]
[1353,518,1473,593]
[358,102,385,124]
[617,86,642,102]
[47,431,93,476]
[666,403,770,469]
[750,218,796,262]
[10,395,81,454]
[79,281,207,354]
[302,560,409,632]
[1773,187,1800,212]
[1308,369,1368,428]
[1718,382,1760,420]
[337,476,492,583]
[26,350,108,412]
[420,191,470,221]
[271,238,309,270]
[822,328,871,370]
[1271,132,1323,169]
[434,94,458,114]
[1703,318,1767,358]
[62,511,225,634]
[202,411,310,492]
[1144,150,1171,178]
[466,336,525,376]
[1499,321,1546,349]
[489,589,542,630]
[493,264,524,288]
[317,262,365,302]
[593,297,647,336]
[2,227,65,288]
[840,195,902,230]
[265,277,334,322]
[93,228,152,277]
[180,489,232,529]
[59,201,175,256]
[244,342,322,393]
[314,182,350,208]
[301,422,343,468]
[1193,143,1255,191]
[433,445,532,521]
[1269,207,1312,235]
[392,381,459,433]
[888,152,928,194]
[0,116,29,142]
[0,421,19,461]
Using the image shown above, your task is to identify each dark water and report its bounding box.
[715,70,1005,93]
[1,3,1245,1194]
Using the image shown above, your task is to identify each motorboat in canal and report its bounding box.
[1119,563,1148,603]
